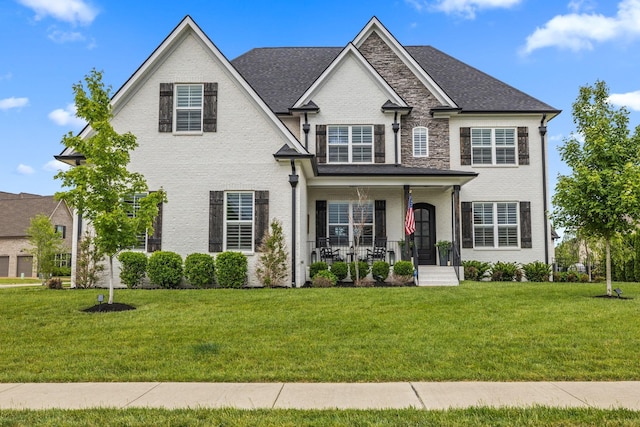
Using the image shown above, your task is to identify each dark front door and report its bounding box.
[413,203,436,265]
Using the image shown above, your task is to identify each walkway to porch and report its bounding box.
[417,266,459,286]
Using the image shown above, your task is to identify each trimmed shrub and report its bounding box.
[330,261,348,281]
[349,261,370,280]
[216,251,247,288]
[184,253,215,288]
[310,261,329,279]
[393,260,414,284]
[118,251,148,288]
[372,261,390,282]
[312,269,337,287]
[147,251,183,289]
[462,260,491,281]
[51,266,71,277]
[522,261,551,282]
[491,261,522,282]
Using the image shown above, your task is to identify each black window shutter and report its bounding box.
[374,124,385,163]
[375,200,386,239]
[316,200,327,245]
[159,83,173,133]
[147,192,163,252]
[461,202,473,248]
[254,191,269,249]
[520,201,532,248]
[460,127,471,165]
[209,191,224,252]
[203,82,218,132]
[518,126,529,165]
[316,125,327,164]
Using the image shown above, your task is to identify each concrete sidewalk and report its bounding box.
[1,382,639,410]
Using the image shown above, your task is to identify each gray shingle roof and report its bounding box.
[231,45,558,114]
[0,194,61,238]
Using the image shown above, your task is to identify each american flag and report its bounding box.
[405,194,415,235]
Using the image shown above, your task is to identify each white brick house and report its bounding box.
[57,16,559,287]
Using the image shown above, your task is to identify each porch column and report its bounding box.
[452,185,461,267]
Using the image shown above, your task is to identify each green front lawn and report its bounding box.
[2,282,639,383]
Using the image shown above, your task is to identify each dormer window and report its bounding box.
[328,125,373,163]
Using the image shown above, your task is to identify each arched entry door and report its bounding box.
[413,203,436,265]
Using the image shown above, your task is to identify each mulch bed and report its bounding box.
[82,303,136,313]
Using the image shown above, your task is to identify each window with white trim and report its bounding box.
[225,192,254,251]
[124,193,148,250]
[175,84,203,132]
[328,125,373,163]
[413,127,428,157]
[473,202,518,248]
[471,128,516,165]
[328,201,374,246]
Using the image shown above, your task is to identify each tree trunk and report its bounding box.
[606,238,612,296]
[108,255,114,304]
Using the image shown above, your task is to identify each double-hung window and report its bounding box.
[328,201,374,246]
[225,192,254,251]
[471,128,516,165]
[328,125,373,163]
[175,84,203,132]
[473,202,518,248]
[124,193,148,250]
[413,127,428,157]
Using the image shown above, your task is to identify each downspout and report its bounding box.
[539,114,549,264]
[289,159,299,287]
[303,113,310,151]
[392,112,400,165]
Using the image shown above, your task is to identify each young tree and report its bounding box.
[256,219,289,287]
[350,187,370,284]
[26,214,65,284]
[55,69,166,304]
[553,80,640,295]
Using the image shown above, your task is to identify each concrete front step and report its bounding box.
[417,266,459,286]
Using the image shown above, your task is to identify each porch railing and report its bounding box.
[307,240,402,266]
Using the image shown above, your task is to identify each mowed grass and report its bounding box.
[1,282,640,383]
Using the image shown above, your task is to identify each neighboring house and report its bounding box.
[0,192,73,278]
[56,16,559,287]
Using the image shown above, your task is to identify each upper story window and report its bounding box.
[175,84,203,132]
[328,125,373,163]
[225,192,254,252]
[473,202,518,248]
[471,128,516,165]
[54,225,66,239]
[413,127,428,157]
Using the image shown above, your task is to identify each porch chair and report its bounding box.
[366,237,387,263]
[318,237,342,263]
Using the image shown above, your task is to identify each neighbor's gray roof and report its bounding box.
[0,194,61,238]
[232,46,558,114]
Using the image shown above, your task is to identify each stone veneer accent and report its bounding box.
[358,33,450,169]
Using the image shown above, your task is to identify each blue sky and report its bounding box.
[2,0,640,204]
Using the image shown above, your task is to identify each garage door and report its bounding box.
[17,256,34,278]
[0,256,8,277]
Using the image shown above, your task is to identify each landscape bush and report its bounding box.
[349,261,370,281]
[216,251,247,288]
[392,260,414,283]
[372,261,390,282]
[117,251,148,288]
[147,251,183,289]
[522,261,551,282]
[329,261,348,281]
[309,261,329,279]
[491,261,522,282]
[255,219,288,287]
[462,260,491,281]
[184,253,215,288]
[312,269,337,287]
[51,266,71,277]
[46,277,63,289]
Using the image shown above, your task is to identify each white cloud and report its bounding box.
[0,72,12,81]
[48,103,85,128]
[48,28,84,43]
[608,90,640,111]
[17,0,98,25]
[0,97,29,111]
[522,0,640,54]
[17,164,35,175]
[406,0,522,19]
[44,159,70,172]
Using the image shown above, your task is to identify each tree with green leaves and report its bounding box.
[553,80,640,295]
[26,214,65,284]
[55,69,166,304]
